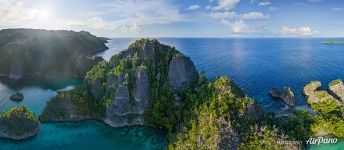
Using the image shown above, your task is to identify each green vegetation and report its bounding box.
[85,61,108,84]
[0,106,38,137]
[310,98,340,114]
[39,86,99,122]
[143,40,181,132]
[305,79,344,138]
[329,79,342,87]
[168,76,280,149]
[274,110,314,142]
[311,115,344,137]
[0,106,35,121]
[239,127,284,150]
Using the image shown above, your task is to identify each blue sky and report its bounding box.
[0,0,343,37]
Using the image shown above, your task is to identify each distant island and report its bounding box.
[0,29,108,80]
[323,40,344,44]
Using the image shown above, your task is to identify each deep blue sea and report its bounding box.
[1,38,343,149]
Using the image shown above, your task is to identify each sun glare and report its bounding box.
[37,9,50,19]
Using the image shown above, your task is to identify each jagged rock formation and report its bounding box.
[302,80,342,114]
[269,87,296,106]
[329,79,344,102]
[0,106,39,140]
[40,39,198,127]
[302,81,328,104]
[168,55,198,91]
[0,29,107,79]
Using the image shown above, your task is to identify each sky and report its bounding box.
[0,0,343,37]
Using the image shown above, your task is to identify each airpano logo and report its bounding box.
[306,137,338,145]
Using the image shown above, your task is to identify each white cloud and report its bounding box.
[188,4,201,10]
[0,0,41,26]
[258,1,271,6]
[218,19,267,33]
[281,26,319,36]
[230,20,248,32]
[212,0,240,11]
[332,7,344,11]
[210,11,269,20]
[241,12,270,20]
[209,11,238,20]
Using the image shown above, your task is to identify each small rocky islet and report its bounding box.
[2,37,344,149]
[9,92,24,101]
[269,87,296,107]
[0,106,39,140]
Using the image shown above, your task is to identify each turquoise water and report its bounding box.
[308,140,344,150]
[0,121,166,150]
[0,76,166,149]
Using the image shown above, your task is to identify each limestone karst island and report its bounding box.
[0,0,343,150]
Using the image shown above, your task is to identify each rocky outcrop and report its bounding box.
[269,87,296,107]
[168,55,198,91]
[0,106,39,140]
[9,92,24,101]
[303,81,321,97]
[303,80,341,105]
[329,79,344,102]
[0,29,108,80]
[133,67,150,114]
[105,67,150,127]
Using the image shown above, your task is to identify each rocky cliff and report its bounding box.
[40,39,198,126]
[0,29,107,79]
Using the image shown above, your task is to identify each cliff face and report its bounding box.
[0,29,107,79]
[91,39,198,127]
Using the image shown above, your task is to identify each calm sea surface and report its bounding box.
[1,38,343,149]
